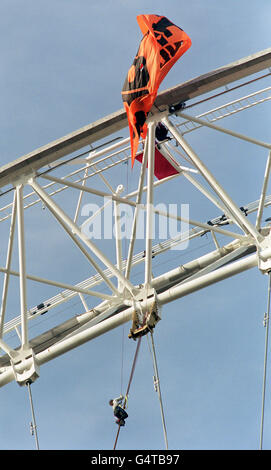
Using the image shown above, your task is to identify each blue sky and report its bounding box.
[0,0,271,451]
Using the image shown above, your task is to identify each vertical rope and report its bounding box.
[260,272,271,450]
[26,381,40,450]
[126,336,142,398]
[113,337,142,450]
[120,326,124,395]
[149,332,168,450]
[120,159,129,395]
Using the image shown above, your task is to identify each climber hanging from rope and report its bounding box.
[109,394,128,427]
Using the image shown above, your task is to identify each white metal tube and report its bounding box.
[178,111,271,150]
[79,293,89,312]
[158,251,258,305]
[30,180,119,295]
[85,137,130,162]
[126,172,179,200]
[29,179,134,295]
[178,87,271,136]
[153,206,247,241]
[163,117,264,243]
[80,198,111,233]
[145,122,156,287]
[73,166,89,223]
[256,151,271,230]
[31,182,118,295]
[0,266,114,301]
[93,162,115,193]
[0,338,18,359]
[0,192,17,337]
[16,185,29,349]
[160,142,230,216]
[41,173,137,208]
[0,251,259,387]
[125,138,148,279]
[183,170,232,220]
[114,185,124,290]
[0,302,138,386]
[42,170,178,211]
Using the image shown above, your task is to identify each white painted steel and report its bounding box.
[16,185,28,350]
[0,193,17,337]
[0,266,114,301]
[125,138,148,280]
[163,117,264,243]
[145,122,156,287]
[256,151,271,231]
[29,179,134,296]
[0,48,270,390]
[179,86,271,135]
[114,184,125,290]
[0,250,259,387]
[178,111,271,151]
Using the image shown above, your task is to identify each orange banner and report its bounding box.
[122,15,191,166]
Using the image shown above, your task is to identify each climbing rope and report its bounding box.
[147,331,168,450]
[120,160,129,395]
[26,381,40,450]
[120,326,125,395]
[113,336,142,450]
[259,272,271,450]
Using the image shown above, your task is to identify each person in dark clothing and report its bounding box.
[155,122,169,142]
[109,395,128,426]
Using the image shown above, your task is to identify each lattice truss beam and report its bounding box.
[0,49,271,386]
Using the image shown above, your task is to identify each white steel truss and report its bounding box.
[0,49,270,393]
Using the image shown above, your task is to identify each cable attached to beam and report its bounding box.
[184,71,271,111]
[113,336,142,450]
[259,272,271,450]
[26,381,40,450]
[148,331,168,450]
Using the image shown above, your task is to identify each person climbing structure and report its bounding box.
[109,395,128,427]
